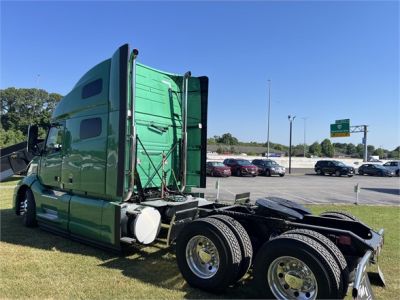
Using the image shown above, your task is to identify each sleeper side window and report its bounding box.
[80,117,102,140]
[82,79,102,99]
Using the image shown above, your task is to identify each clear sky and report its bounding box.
[1,1,399,149]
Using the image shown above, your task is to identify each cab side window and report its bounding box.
[45,126,63,153]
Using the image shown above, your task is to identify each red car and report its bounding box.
[206,161,232,177]
[223,158,258,177]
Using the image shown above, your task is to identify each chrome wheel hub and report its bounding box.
[186,235,220,279]
[20,197,28,215]
[267,256,318,300]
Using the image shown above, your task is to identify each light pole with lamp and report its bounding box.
[288,115,296,174]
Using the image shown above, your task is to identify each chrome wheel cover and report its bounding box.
[20,196,28,215]
[185,235,220,279]
[267,256,318,300]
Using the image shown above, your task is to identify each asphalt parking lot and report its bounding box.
[194,172,400,205]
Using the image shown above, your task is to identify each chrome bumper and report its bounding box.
[352,228,385,300]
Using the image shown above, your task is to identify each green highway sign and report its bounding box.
[330,120,350,138]
[335,119,350,125]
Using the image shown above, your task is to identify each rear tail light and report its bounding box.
[338,235,352,246]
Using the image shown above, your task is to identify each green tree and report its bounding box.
[321,139,334,157]
[346,143,357,155]
[373,148,385,159]
[207,137,217,144]
[216,133,239,145]
[0,127,25,148]
[388,146,400,159]
[292,144,305,156]
[367,145,375,154]
[356,144,364,158]
[309,142,322,156]
[1,87,62,134]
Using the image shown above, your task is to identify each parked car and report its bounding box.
[252,159,285,177]
[382,160,400,176]
[206,161,231,177]
[358,164,395,177]
[314,160,355,177]
[223,158,258,177]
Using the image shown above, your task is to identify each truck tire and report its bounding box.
[254,233,342,299]
[209,214,253,282]
[176,218,242,292]
[321,211,359,222]
[282,229,349,298]
[22,189,37,227]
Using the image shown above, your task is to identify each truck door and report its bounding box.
[40,123,64,187]
[36,122,70,231]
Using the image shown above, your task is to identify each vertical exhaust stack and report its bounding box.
[180,71,191,192]
[124,49,139,202]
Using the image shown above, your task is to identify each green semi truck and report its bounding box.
[14,44,384,299]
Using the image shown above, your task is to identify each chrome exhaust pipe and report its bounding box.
[180,71,191,192]
[124,48,139,202]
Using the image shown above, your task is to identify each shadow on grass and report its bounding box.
[0,175,23,184]
[0,207,258,299]
[361,187,400,196]
[100,247,257,299]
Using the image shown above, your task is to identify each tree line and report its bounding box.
[208,133,400,159]
[0,88,399,160]
[1,88,62,148]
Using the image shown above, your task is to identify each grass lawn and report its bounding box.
[1,177,399,299]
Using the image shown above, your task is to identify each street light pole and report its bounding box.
[267,79,271,158]
[302,117,308,157]
[288,115,296,174]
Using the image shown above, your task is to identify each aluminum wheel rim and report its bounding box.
[185,235,220,279]
[20,197,28,215]
[267,256,318,300]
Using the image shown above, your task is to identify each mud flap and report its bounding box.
[166,206,198,246]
